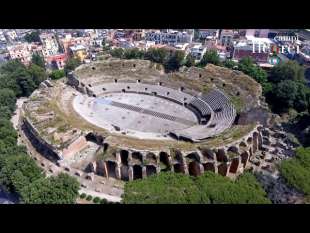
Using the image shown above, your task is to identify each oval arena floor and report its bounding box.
[73,92,198,139]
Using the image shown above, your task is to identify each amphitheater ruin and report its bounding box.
[19,58,280,191]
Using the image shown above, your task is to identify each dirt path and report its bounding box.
[11,97,27,130]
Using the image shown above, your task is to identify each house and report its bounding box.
[188,43,207,61]
[69,44,87,62]
[45,53,68,69]
[232,43,270,67]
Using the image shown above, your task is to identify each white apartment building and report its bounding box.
[145,30,193,45]
[219,30,234,47]
[199,29,219,40]
[134,40,156,51]
[40,33,60,57]
[189,43,207,61]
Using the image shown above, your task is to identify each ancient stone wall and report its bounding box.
[22,117,62,161]
[90,124,264,181]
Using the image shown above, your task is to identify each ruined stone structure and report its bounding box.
[81,124,264,180]
[21,59,267,182]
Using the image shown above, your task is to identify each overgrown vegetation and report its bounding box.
[24,30,41,43]
[279,147,310,195]
[122,172,271,204]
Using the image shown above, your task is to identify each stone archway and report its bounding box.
[159,151,171,171]
[173,163,185,173]
[133,165,143,180]
[239,141,247,148]
[146,165,157,177]
[146,152,157,164]
[132,151,143,163]
[120,165,129,181]
[229,158,239,174]
[120,150,129,166]
[203,162,215,172]
[216,149,228,162]
[188,161,201,177]
[240,151,249,168]
[186,152,200,163]
[200,148,215,160]
[218,163,228,176]
[106,161,117,179]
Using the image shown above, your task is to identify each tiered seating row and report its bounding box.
[171,89,236,141]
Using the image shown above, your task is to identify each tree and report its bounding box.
[237,57,270,94]
[144,48,169,64]
[110,48,124,59]
[20,173,79,204]
[0,155,43,193]
[0,88,16,114]
[164,50,185,72]
[24,31,41,43]
[269,60,305,83]
[123,48,145,60]
[223,59,237,69]
[31,53,45,68]
[28,64,48,86]
[122,171,270,204]
[280,147,310,195]
[272,80,299,111]
[196,172,270,204]
[199,50,220,66]
[0,60,46,97]
[184,53,196,67]
[64,58,81,74]
[268,80,310,113]
[123,172,201,204]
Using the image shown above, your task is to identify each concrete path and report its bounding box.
[79,188,122,203]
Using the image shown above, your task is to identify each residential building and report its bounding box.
[45,53,67,69]
[219,30,234,47]
[7,42,42,65]
[133,40,156,51]
[199,29,219,40]
[145,30,193,45]
[188,43,207,61]
[40,33,60,57]
[59,34,92,55]
[69,44,87,62]
[232,42,271,67]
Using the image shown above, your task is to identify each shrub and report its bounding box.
[100,198,108,204]
[93,197,100,203]
[50,69,65,80]
[86,195,93,201]
[80,193,86,199]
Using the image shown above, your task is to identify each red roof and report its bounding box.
[45,53,68,63]
[233,49,268,63]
